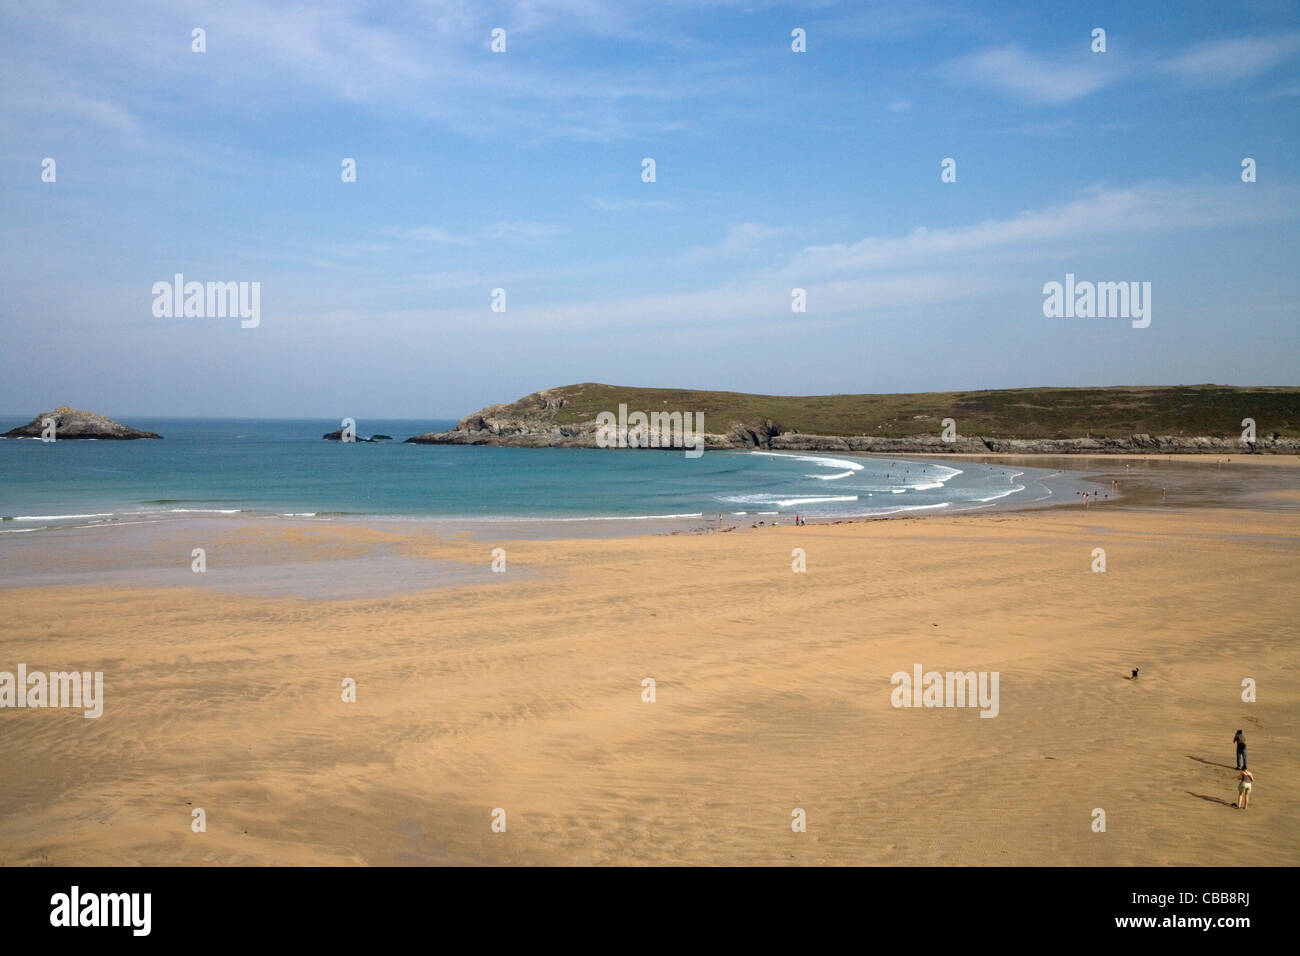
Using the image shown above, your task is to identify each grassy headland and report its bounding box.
[539,383,1298,439]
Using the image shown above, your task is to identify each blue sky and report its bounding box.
[1,0,1297,418]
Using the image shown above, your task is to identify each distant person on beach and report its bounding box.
[1237,769,1254,809]
[1234,729,1248,769]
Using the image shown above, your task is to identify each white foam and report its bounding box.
[720,493,859,508]
[12,513,113,521]
[777,496,859,507]
[750,451,865,472]
[976,486,1025,503]
[869,502,952,515]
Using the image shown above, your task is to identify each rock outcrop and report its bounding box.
[407,388,584,447]
[407,389,1300,455]
[322,430,391,442]
[2,406,162,440]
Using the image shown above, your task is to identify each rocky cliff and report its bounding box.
[2,406,162,440]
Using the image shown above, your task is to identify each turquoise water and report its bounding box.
[0,418,1069,528]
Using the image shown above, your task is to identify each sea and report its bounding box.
[0,417,1084,532]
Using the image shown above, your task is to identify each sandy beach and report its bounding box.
[1,456,1297,866]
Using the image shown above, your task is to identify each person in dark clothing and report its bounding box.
[1233,729,1247,770]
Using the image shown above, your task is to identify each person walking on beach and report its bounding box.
[1237,769,1254,809]
[1234,729,1248,769]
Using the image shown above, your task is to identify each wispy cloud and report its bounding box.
[0,60,139,134]
[386,226,473,246]
[483,221,564,240]
[209,180,1300,332]
[947,32,1300,105]
[381,221,561,247]
[588,197,675,212]
[944,43,1119,103]
[1162,32,1300,84]
[687,222,789,260]
[343,180,1299,336]
[791,181,1293,277]
[0,1,767,145]
[279,269,993,338]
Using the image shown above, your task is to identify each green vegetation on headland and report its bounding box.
[406,383,1299,453]
[542,383,1296,439]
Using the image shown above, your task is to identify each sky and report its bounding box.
[1,0,1297,418]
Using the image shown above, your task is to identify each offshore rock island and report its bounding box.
[407,383,1299,454]
[2,406,162,440]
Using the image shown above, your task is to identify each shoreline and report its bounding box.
[935,451,1300,465]
[5,450,1299,546]
[5,450,1298,544]
[3,454,1297,600]
[0,452,1112,541]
